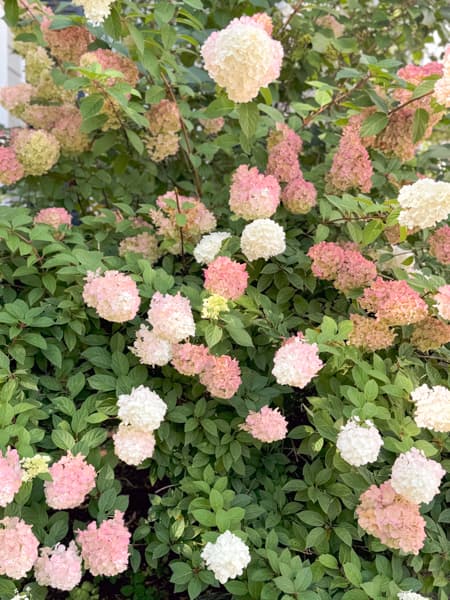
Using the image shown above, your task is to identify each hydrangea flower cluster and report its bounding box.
[0,448,23,507]
[73,0,116,26]
[336,418,383,466]
[272,333,323,388]
[201,15,283,103]
[240,219,286,261]
[147,292,196,342]
[308,242,377,293]
[0,83,34,117]
[150,192,216,254]
[145,100,181,162]
[0,517,39,579]
[428,225,450,264]
[0,147,24,185]
[83,270,141,323]
[410,317,450,352]
[12,129,60,177]
[410,385,450,433]
[356,481,426,554]
[119,232,160,263]
[194,232,231,265]
[114,386,167,465]
[20,454,51,482]
[41,18,93,63]
[316,14,345,37]
[201,531,251,583]
[397,179,450,230]
[435,284,450,320]
[199,354,242,399]
[200,117,225,135]
[80,49,139,87]
[44,452,96,509]
[358,277,428,325]
[390,448,445,505]
[327,114,373,193]
[434,45,450,107]
[229,165,280,220]
[347,314,396,352]
[398,592,428,600]
[34,207,72,229]
[201,294,230,320]
[203,256,249,300]
[240,406,288,442]
[130,325,173,367]
[171,342,213,376]
[281,176,318,215]
[34,542,82,591]
[76,511,131,576]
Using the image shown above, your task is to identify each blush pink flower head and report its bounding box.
[113,423,156,465]
[0,448,23,507]
[0,517,39,579]
[267,123,303,183]
[240,406,288,442]
[229,165,280,220]
[34,207,72,229]
[359,277,428,325]
[435,285,450,320]
[428,225,450,265]
[82,270,141,323]
[147,292,196,343]
[171,342,213,376]
[272,333,323,388]
[199,354,242,399]
[76,511,130,576]
[203,256,248,300]
[0,147,24,185]
[44,452,96,510]
[34,542,82,591]
[281,176,317,214]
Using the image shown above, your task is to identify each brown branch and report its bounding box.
[388,89,434,115]
[279,0,303,38]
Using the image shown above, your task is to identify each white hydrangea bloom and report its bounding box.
[73,0,116,26]
[113,424,155,466]
[410,384,450,432]
[398,592,429,600]
[397,179,450,229]
[201,531,251,584]
[193,232,231,265]
[130,325,172,367]
[391,447,445,504]
[117,385,167,431]
[336,418,383,466]
[240,219,286,261]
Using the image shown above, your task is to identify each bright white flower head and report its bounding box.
[117,386,167,431]
[201,531,251,584]
[391,447,445,504]
[113,424,156,466]
[410,384,450,432]
[193,232,231,265]
[398,591,429,599]
[240,219,286,261]
[130,325,172,367]
[397,179,450,229]
[73,0,116,26]
[336,418,383,466]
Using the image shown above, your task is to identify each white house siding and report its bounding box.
[0,2,24,127]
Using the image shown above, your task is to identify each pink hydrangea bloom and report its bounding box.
[203,256,248,300]
[0,146,24,185]
[272,333,323,388]
[34,542,82,591]
[0,448,23,507]
[347,314,396,352]
[267,123,303,183]
[44,452,96,509]
[41,18,93,63]
[0,517,39,579]
[79,49,139,87]
[51,106,90,154]
[359,277,428,325]
[201,15,283,103]
[82,270,140,323]
[328,115,373,193]
[147,99,181,135]
[199,354,242,399]
[356,481,426,555]
[0,83,34,116]
[411,317,450,351]
[435,285,450,320]
[434,45,450,107]
[429,225,450,265]
[251,12,273,35]
[34,207,72,228]
[240,406,288,442]
[316,14,345,37]
[281,176,317,214]
[130,325,172,366]
[229,165,280,220]
[308,241,345,280]
[76,511,130,576]
[113,423,156,465]
[171,342,213,376]
[147,292,196,343]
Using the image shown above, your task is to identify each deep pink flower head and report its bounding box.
[308,241,345,280]
[204,256,248,300]
[0,517,39,579]
[147,292,195,343]
[281,176,317,214]
[199,354,242,399]
[171,342,213,376]
[267,123,303,183]
[240,406,288,442]
[334,250,377,292]
[34,542,82,591]
[82,270,140,323]
[34,207,72,229]
[44,452,96,510]
[76,511,131,576]
[359,277,428,325]
[0,147,24,185]
[435,285,450,320]
[229,165,280,220]
[41,18,93,63]
[272,333,323,388]
[397,62,443,86]
[429,225,450,265]
[356,481,426,555]
[0,448,23,507]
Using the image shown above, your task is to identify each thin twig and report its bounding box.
[388,89,434,115]
[279,0,303,38]
[174,187,185,264]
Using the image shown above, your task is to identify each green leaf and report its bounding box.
[360,112,388,137]
[274,576,295,594]
[155,2,176,24]
[88,374,116,391]
[52,429,75,450]
[225,323,254,347]
[126,129,144,154]
[170,561,193,585]
[80,95,104,119]
[4,0,19,26]
[238,102,259,139]
[411,77,438,100]
[204,323,223,348]
[192,509,216,527]
[210,489,224,512]
[412,108,429,143]
[203,96,235,119]
[343,562,362,586]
